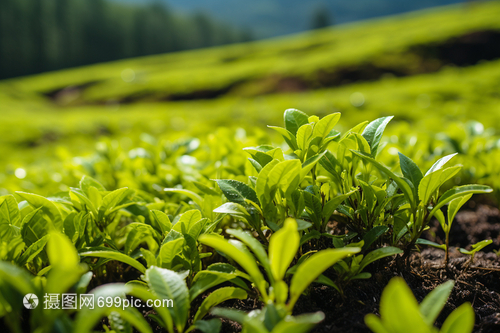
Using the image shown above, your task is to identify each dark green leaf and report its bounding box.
[398,153,423,191]
[362,226,389,251]
[284,109,309,136]
[362,116,393,157]
[216,179,259,205]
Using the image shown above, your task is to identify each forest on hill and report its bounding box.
[124,0,466,37]
[0,0,251,80]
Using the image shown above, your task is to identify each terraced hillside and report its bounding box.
[2,1,500,194]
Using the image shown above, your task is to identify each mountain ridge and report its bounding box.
[113,0,466,37]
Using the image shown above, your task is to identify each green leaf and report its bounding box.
[63,211,88,243]
[269,219,299,281]
[284,109,309,136]
[303,191,322,229]
[322,190,357,221]
[159,238,185,268]
[190,263,251,301]
[300,151,326,182]
[173,209,202,233]
[79,248,146,273]
[358,247,403,272]
[268,126,298,151]
[215,179,259,205]
[193,287,247,322]
[398,153,423,191]
[140,248,157,267]
[351,150,414,208]
[267,159,302,195]
[80,175,106,192]
[151,210,172,235]
[439,303,475,333]
[362,226,389,251]
[297,124,313,151]
[192,181,220,196]
[20,207,48,246]
[188,218,209,240]
[16,192,63,230]
[430,185,493,218]
[0,261,36,295]
[102,188,131,213]
[312,113,341,140]
[48,232,79,269]
[46,232,85,295]
[447,195,472,229]
[70,188,98,216]
[0,195,21,226]
[418,166,461,205]
[420,280,454,326]
[256,159,280,206]
[244,146,275,168]
[460,239,493,255]
[434,209,447,233]
[162,229,183,245]
[362,116,393,157]
[364,314,390,333]
[416,238,447,250]
[299,230,321,246]
[227,229,273,283]
[193,319,222,333]
[425,153,457,176]
[109,311,132,333]
[272,312,324,333]
[296,219,312,231]
[0,217,20,241]
[261,303,285,331]
[319,150,341,180]
[16,234,49,266]
[378,277,429,333]
[288,247,360,309]
[127,284,175,333]
[145,266,190,333]
[214,202,251,218]
[210,308,248,326]
[351,132,371,155]
[249,158,263,173]
[199,234,268,300]
[74,284,152,333]
[163,188,203,206]
[125,223,159,255]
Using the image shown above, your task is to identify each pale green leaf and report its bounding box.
[269,219,299,281]
[193,287,247,322]
[420,280,454,326]
[288,247,360,309]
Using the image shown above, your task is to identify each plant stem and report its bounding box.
[312,165,317,187]
[444,232,450,267]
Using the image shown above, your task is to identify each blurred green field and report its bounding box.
[2,1,500,195]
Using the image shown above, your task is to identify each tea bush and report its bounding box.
[0,109,490,333]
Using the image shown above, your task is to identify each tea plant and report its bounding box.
[459,239,493,263]
[74,266,247,333]
[199,219,360,312]
[0,232,90,333]
[352,146,492,256]
[212,304,324,333]
[365,277,474,333]
[0,107,496,333]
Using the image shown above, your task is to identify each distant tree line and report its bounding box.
[0,0,252,80]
